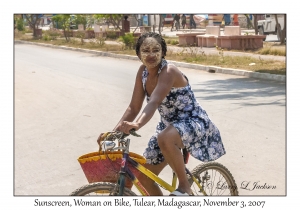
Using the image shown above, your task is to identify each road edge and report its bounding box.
[15,40,286,83]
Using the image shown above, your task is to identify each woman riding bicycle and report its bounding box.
[97,32,226,196]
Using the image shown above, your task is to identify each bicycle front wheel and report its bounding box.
[188,162,238,196]
[70,182,137,196]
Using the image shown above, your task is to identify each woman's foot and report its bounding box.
[169,188,192,196]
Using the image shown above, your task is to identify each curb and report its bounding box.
[15,40,286,82]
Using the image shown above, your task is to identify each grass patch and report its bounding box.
[257,45,286,56]
[166,48,286,75]
[235,42,286,56]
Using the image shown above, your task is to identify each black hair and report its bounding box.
[135,32,167,58]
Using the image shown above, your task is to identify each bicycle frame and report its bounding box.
[100,131,208,196]
[117,150,207,196]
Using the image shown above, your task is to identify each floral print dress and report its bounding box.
[142,59,226,165]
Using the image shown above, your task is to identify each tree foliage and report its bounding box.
[14,15,24,31]
[93,14,123,30]
[52,14,71,41]
[23,14,42,37]
[74,14,88,29]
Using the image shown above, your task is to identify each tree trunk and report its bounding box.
[62,22,70,42]
[132,15,139,33]
[253,14,258,35]
[281,14,286,44]
[158,14,162,35]
[153,15,156,33]
[24,14,40,37]
[109,15,122,30]
[244,14,254,29]
[274,14,280,40]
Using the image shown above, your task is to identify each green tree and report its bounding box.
[94,14,123,30]
[23,14,42,37]
[14,15,24,31]
[52,14,71,42]
[74,14,88,29]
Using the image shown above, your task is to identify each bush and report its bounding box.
[106,31,118,39]
[171,40,179,45]
[24,27,33,33]
[43,29,62,40]
[119,33,135,49]
[75,31,86,44]
[43,34,51,41]
[16,18,25,31]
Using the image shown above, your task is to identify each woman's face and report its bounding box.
[139,37,162,69]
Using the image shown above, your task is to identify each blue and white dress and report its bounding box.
[142,59,226,165]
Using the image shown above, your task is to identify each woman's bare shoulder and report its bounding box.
[137,64,146,75]
[164,63,181,75]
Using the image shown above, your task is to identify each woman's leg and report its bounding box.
[136,161,167,195]
[157,125,192,195]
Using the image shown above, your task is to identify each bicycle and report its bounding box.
[70,130,238,196]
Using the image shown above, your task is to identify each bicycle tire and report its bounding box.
[188,162,238,196]
[70,182,137,196]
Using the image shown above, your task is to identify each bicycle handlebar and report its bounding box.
[99,129,141,152]
[101,129,140,141]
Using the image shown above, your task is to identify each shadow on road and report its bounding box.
[192,77,286,107]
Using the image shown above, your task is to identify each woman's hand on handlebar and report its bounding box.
[97,121,140,145]
[118,121,140,135]
[97,133,105,145]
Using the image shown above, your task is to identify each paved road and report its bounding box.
[15,43,286,196]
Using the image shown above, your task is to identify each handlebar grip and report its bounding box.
[129,129,141,137]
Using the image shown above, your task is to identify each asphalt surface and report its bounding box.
[15,43,286,196]
[23,25,286,83]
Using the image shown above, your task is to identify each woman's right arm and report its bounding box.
[97,65,145,145]
[112,65,146,131]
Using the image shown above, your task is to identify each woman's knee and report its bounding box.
[157,126,182,148]
[157,131,168,148]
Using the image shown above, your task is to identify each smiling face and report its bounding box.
[139,37,162,69]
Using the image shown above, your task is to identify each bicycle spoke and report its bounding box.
[188,162,238,196]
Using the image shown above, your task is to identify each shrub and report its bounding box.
[75,31,86,45]
[16,18,24,31]
[43,34,50,41]
[43,29,62,40]
[119,33,135,49]
[24,27,33,33]
[171,40,179,45]
[106,31,118,39]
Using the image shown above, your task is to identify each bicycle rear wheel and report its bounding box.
[70,182,137,196]
[188,162,238,196]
